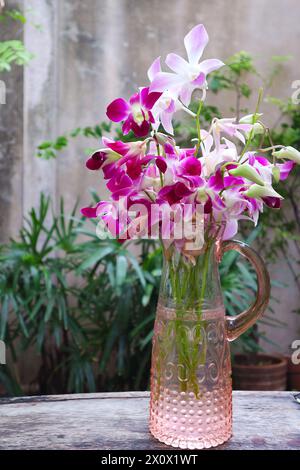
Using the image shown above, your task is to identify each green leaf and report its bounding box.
[116,255,128,287]
[140,330,153,349]
[38,141,53,150]
[44,298,55,322]
[0,296,9,340]
[77,245,115,271]
[127,253,146,288]
[0,40,33,72]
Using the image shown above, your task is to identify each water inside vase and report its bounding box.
[149,304,232,449]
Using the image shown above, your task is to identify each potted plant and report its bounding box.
[287,344,300,390]
[232,353,287,391]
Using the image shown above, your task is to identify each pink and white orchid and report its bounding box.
[149,24,224,107]
[106,87,161,137]
[82,23,299,247]
[147,57,182,135]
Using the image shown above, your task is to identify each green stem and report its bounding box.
[239,87,263,161]
[167,246,211,396]
[195,100,203,157]
[155,140,164,187]
[198,241,211,318]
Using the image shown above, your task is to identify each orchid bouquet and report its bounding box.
[81,24,300,395]
[82,24,299,253]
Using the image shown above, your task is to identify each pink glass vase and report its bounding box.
[149,234,270,449]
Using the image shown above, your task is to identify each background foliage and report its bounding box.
[0,6,297,395]
[1,192,277,395]
[0,6,33,73]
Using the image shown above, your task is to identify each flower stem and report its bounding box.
[155,138,164,187]
[239,87,263,161]
[195,100,203,157]
[198,240,211,318]
[179,100,197,118]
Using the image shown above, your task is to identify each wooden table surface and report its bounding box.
[0,391,299,450]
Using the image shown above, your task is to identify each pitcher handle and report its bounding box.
[221,240,270,342]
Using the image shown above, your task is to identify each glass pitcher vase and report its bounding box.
[149,230,270,449]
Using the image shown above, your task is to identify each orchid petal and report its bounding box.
[164,142,176,155]
[131,120,150,137]
[234,130,246,144]
[262,196,281,209]
[277,160,295,180]
[180,156,201,176]
[156,156,168,173]
[103,162,117,179]
[150,72,184,93]
[81,205,99,218]
[144,90,162,110]
[252,155,270,167]
[129,92,140,105]
[139,87,150,107]
[122,114,134,135]
[148,110,156,123]
[126,159,142,179]
[148,56,161,81]
[160,110,174,135]
[199,58,224,75]
[223,219,239,240]
[106,98,130,122]
[192,72,206,86]
[165,98,176,113]
[105,140,130,156]
[165,53,190,75]
[180,83,194,106]
[184,24,209,65]
[86,151,106,170]
[208,170,224,191]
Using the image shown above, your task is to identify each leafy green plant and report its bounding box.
[0,192,279,396]
[33,50,297,352]
[2,50,296,396]
[0,194,160,395]
[36,122,112,160]
[0,6,33,73]
[0,40,32,72]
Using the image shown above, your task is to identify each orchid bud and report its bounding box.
[229,164,265,186]
[246,122,264,137]
[239,113,263,124]
[273,146,300,165]
[272,166,281,184]
[155,132,176,147]
[244,184,283,200]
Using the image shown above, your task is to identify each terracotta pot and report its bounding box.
[286,356,300,391]
[232,353,287,391]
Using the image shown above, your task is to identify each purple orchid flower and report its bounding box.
[81,23,299,249]
[147,57,182,135]
[157,182,194,206]
[85,138,144,172]
[262,197,281,209]
[106,87,162,137]
[176,156,203,189]
[149,24,224,106]
[277,160,295,181]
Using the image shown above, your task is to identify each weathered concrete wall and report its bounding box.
[1,0,300,353]
[23,0,58,214]
[0,0,24,242]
